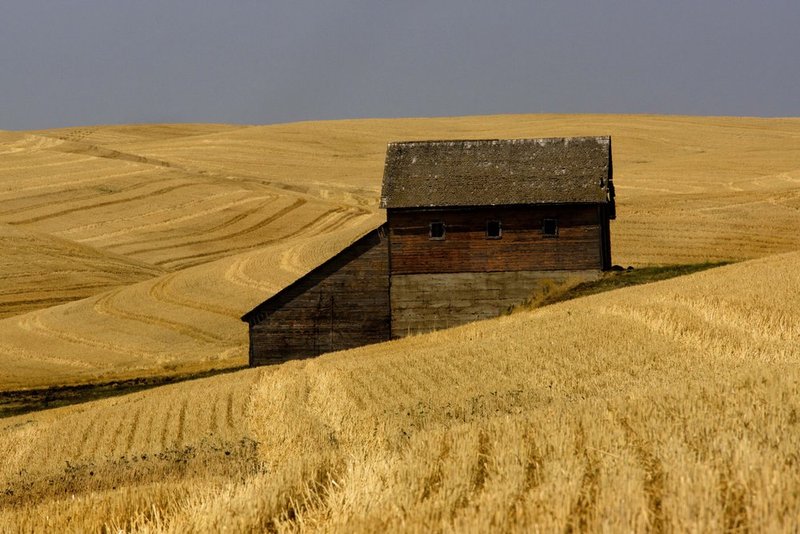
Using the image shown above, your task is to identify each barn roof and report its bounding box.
[380,136,614,210]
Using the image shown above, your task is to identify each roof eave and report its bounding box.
[241,222,387,323]
[382,199,611,210]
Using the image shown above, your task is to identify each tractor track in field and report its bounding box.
[124,407,143,455]
[100,195,278,249]
[9,182,199,225]
[618,417,666,533]
[71,192,256,243]
[147,273,241,319]
[0,168,149,197]
[155,205,362,270]
[0,172,171,218]
[122,198,308,257]
[93,289,224,344]
[175,400,188,446]
[566,424,599,533]
[12,303,162,362]
[199,196,283,235]
[47,137,374,213]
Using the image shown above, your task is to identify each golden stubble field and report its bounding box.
[1,115,799,390]
[0,115,799,531]
[1,251,799,531]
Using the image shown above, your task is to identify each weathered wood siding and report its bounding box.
[390,270,600,337]
[600,205,613,270]
[247,228,389,366]
[388,205,604,275]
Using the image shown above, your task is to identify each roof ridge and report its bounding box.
[381,136,613,209]
[387,136,611,146]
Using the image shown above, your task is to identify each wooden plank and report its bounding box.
[388,205,606,274]
[249,228,390,366]
[390,270,600,337]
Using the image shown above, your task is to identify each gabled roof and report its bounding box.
[380,136,614,210]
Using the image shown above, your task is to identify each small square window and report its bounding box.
[486,220,502,239]
[543,218,558,237]
[429,221,445,240]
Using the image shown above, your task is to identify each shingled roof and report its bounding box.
[380,136,614,211]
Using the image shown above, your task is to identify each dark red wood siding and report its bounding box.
[388,205,604,274]
[247,228,390,366]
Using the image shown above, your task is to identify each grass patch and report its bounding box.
[515,261,732,312]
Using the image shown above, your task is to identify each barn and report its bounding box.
[242,136,615,366]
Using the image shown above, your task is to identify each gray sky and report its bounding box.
[1,1,798,130]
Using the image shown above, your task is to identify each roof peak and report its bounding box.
[387,136,611,147]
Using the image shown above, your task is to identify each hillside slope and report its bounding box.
[77,114,800,265]
[0,128,362,271]
[31,115,800,266]
[1,115,799,390]
[1,250,798,531]
[0,223,163,319]
[0,213,382,390]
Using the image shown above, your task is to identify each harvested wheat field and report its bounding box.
[1,114,799,390]
[1,251,799,531]
[0,115,799,531]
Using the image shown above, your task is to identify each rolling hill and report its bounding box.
[0,114,799,530]
[1,248,798,531]
[1,115,799,391]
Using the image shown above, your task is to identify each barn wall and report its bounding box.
[600,205,613,270]
[387,205,604,275]
[248,229,389,366]
[390,270,600,338]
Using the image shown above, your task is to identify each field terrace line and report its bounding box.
[42,135,379,213]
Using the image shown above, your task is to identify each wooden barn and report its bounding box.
[242,136,615,366]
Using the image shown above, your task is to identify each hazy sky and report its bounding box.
[1,1,798,130]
